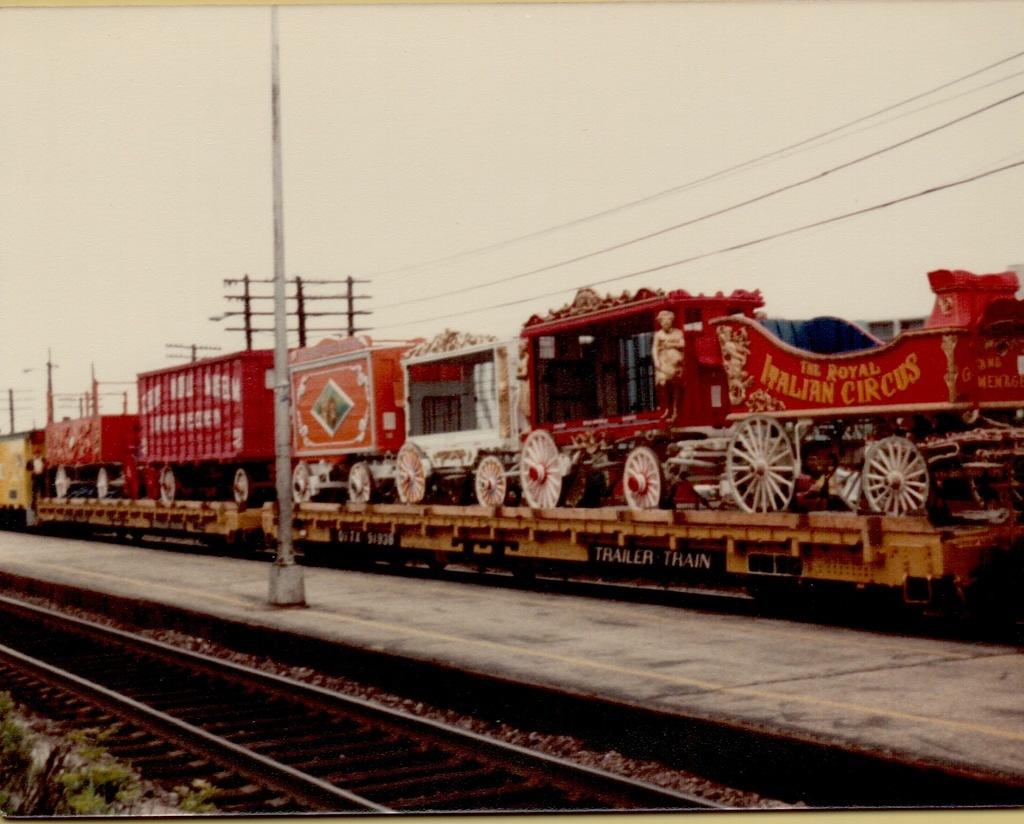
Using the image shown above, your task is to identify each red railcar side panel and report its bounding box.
[137,350,275,464]
[45,415,139,466]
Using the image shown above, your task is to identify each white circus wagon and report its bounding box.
[392,331,523,507]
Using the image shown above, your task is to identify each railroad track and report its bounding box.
[0,595,719,813]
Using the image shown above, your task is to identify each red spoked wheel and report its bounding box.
[519,430,564,509]
[623,446,664,511]
[862,436,929,516]
[726,416,796,513]
[395,445,427,504]
[159,466,177,507]
[232,467,251,507]
[54,466,70,499]
[96,467,110,500]
[347,461,373,504]
[474,455,507,507]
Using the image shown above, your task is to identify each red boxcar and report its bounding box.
[290,335,416,503]
[45,414,139,500]
[137,349,275,506]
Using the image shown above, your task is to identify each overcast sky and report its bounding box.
[2,2,1022,427]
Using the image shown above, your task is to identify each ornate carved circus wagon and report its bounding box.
[289,335,416,503]
[392,331,522,507]
[515,270,1024,522]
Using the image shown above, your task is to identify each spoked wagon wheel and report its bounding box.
[159,466,177,506]
[862,436,929,516]
[520,429,564,509]
[96,467,110,500]
[474,455,507,507]
[347,461,373,504]
[292,461,312,504]
[726,415,797,513]
[54,466,70,499]
[232,467,250,507]
[623,446,664,511]
[395,444,427,504]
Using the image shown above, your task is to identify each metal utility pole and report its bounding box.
[267,5,305,607]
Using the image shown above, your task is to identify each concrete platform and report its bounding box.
[0,531,1021,784]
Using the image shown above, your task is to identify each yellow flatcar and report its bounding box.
[0,430,44,527]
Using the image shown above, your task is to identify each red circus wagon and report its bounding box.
[514,270,1024,523]
[45,414,139,500]
[289,335,417,503]
[516,286,764,509]
[710,269,1024,519]
[137,350,276,506]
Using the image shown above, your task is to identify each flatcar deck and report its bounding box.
[278,502,1010,598]
[34,498,1018,604]
[36,498,263,543]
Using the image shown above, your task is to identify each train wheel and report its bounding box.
[474,456,507,507]
[96,467,109,499]
[862,436,929,516]
[623,446,664,510]
[54,466,70,499]
[159,466,176,506]
[726,416,796,513]
[348,461,373,504]
[232,468,250,507]
[520,430,564,509]
[395,445,427,504]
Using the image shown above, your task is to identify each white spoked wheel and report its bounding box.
[96,467,109,499]
[395,445,427,504]
[862,436,929,516]
[292,461,312,504]
[520,429,564,509]
[54,466,70,499]
[347,461,373,504]
[159,466,176,507]
[474,455,507,507]
[232,467,250,507]
[623,446,664,511]
[726,415,797,513]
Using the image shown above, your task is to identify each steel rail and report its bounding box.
[0,595,720,812]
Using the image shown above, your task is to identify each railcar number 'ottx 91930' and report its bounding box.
[335,528,398,548]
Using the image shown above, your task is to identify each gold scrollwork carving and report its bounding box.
[715,325,753,406]
[746,389,787,413]
[941,335,958,403]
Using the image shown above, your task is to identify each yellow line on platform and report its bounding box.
[19,559,1024,745]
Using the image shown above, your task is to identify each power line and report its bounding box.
[374,159,1024,332]
[370,48,1024,280]
[376,88,1024,313]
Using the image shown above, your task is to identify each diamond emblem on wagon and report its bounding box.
[311,380,353,437]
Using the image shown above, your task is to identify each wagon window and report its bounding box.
[408,349,498,436]
[534,314,657,424]
[422,395,461,435]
